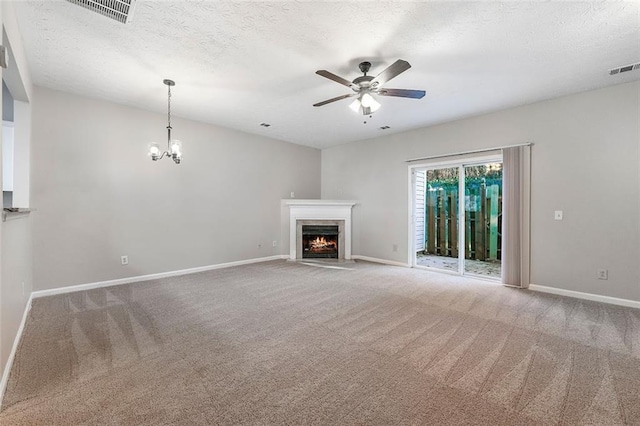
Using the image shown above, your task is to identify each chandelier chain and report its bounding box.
[167,84,172,129]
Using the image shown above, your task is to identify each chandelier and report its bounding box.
[148,79,182,164]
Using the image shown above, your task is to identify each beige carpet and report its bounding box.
[1,260,640,425]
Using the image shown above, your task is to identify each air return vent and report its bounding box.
[65,0,135,24]
[609,62,640,76]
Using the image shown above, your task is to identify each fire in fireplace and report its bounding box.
[302,225,339,259]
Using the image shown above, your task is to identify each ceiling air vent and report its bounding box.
[609,62,640,76]
[65,0,135,24]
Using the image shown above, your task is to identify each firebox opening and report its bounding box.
[302,225,339,259]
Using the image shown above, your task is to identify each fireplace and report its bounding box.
[285,200,356,261]
[295,219,345,260]
[302,225,339,259]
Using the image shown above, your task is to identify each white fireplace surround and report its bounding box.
[286,200,356,260]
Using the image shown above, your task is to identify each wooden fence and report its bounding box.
[423,183,502,261]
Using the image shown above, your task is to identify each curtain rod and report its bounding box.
[405,142,532,163]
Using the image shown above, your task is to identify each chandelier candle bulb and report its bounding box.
[170,140,183,163]
[148,143,160,160]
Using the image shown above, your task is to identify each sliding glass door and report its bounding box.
[415,167,460,273]
[462,163,502,278]
[413,158,502,279]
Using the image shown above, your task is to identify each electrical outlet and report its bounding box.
[21,282,26,297]
[392,244,398,252]
[290,192,295,198]
[597,269,608,280]
[257,243,262,249]
[554,210,563,220]
[272,240,277,247]
[121,255,129,265]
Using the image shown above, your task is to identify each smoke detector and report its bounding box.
[609,62,640,76]
[65,0,136,24]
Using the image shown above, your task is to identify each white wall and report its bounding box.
[31,87,320,291]
[2,123,13,191]
[11,101,30,208]
[322,81,640,302]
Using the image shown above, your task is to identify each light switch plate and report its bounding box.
[554,210,563,220]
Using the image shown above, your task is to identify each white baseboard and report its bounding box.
[31,255,287,299]
[0,293,33,410]
[351,255,410,268]
[529,284,640,309]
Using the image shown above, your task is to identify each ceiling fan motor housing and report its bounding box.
[354,62,375,89]
[352,75,374,89]
[358,61,372,75]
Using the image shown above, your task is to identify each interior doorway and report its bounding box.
[411,156,503,280]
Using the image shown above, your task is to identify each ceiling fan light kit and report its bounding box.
[313,59,425,116]
[349,93,380,116]
[148,79,183,164]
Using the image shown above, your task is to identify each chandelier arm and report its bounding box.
[157,151,169,161]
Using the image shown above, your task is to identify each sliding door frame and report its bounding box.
[408,154,502,276]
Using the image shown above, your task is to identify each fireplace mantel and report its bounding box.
[285,200,356,260]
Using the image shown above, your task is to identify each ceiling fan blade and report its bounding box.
[377,88,426,99]
[313,93,356,107]
[370,60,411,87]
[315,70,357,89]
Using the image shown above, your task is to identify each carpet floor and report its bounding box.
[1,260,640,425]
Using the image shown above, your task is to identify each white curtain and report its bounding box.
[501,145,531,288]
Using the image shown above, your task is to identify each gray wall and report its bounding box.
[322,81,640,302]
[1,2,34,390]
[1,217,32,368]
[31,87,320,291]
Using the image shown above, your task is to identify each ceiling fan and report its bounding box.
[313,60,425,115]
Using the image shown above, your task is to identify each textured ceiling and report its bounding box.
[12,1,640,149]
